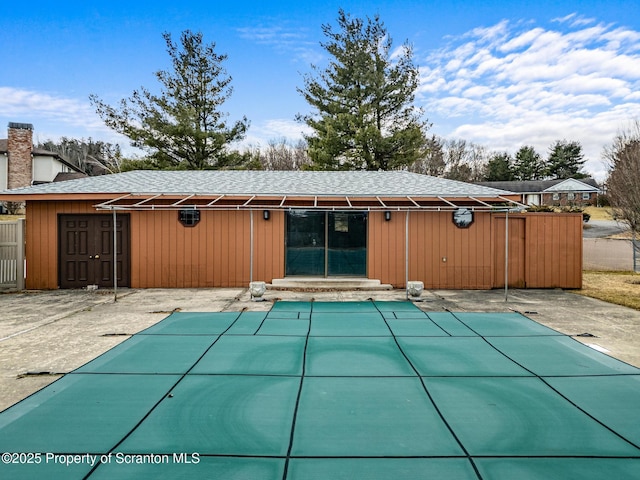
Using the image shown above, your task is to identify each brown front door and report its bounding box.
[58,214,130,289]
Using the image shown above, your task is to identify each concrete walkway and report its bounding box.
[1,287,639,411]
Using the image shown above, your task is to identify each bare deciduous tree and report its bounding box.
[442,139,487,182]
[257,139,311,170]
[408,135,446,176]
[38,137,123,174]
[604,120,640,233]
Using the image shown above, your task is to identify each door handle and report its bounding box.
[95,254,100,259]
[89,255,100,259]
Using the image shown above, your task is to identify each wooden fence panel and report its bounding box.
[524,213,582,288]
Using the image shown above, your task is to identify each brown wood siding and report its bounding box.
[130,209,252,288]
[253,210,285,283]
[24,201,582,290]
[367,211,406,287]
[130,208,284,288]
[493,216,527,288]
[524,213,582,288]
[408,211,494,289]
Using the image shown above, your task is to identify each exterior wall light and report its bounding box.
[384,211,391,221]
[263,210,270,220]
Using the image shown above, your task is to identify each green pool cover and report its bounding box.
[1,302,639,479]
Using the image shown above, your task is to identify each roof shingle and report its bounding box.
[2,170,512,198]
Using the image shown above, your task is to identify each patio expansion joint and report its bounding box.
[0,294,120,343]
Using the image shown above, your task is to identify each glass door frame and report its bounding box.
[285,210,368,277]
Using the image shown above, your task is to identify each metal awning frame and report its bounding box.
[102,193,525,304]
[95,193,526,212]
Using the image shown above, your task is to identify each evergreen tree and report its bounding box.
[483,153,514,181]
[546,140,587,179]
[90,30,249,169]
[297,10,429,170]
[513,146,545,181]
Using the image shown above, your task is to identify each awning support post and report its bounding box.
[113,209,118,303]
[250,209,254,284]
[504,209,509,302]
[405,211,410,300]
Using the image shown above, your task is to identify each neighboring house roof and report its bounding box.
[543,178,600,192]
[52,172,89,183]
[477,178,600,194]
[0,170,522,211]
[0,139,86,175]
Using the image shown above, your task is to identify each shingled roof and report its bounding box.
[1,170,524,211]
[476,178,600,193]
[3,170,511,197]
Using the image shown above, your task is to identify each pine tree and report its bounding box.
[513,146,545,181]
[546,140,587,179]
[90,30,249,169]
[297,10,429,170]
[483,153,514,181]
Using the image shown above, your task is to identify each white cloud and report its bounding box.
[0,87,138,156]
[237,23,322,64]
[240,119,312,149]
[552,13,596,28]
[0,87,105,130]
[420,17,640,180]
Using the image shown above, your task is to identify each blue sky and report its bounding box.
[2,0,639,180]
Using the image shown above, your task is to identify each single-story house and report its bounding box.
[0,170,583,290]
[476,178,601,207]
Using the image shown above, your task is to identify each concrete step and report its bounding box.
[269,277,393,291]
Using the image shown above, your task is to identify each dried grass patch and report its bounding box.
[0,215,25,221]
[576,271,640,310]
[583,207,613,221]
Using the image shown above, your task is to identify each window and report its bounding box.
[452,208,474,228]
[567,193,575,201]
[178,209,200,227]
[552,193,560,201]
[582,193,591,200]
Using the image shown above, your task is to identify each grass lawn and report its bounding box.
[576,271,640,311]
[583,206,613,221]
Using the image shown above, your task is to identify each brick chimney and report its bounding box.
[7,122,34,189]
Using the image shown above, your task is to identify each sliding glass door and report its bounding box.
[285,211,367,276]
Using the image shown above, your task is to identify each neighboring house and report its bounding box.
[0,122,86,191]
[0,122,86,214]
[0,170,583,290]
[476,178,601,207]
